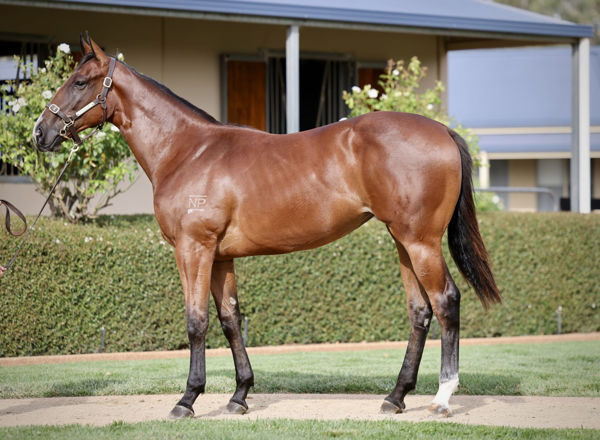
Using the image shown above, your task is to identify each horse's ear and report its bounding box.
[89,38,109,65]
[80,32,93,55]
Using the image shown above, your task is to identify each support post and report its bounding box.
[571,38,591,213]
[478,151,490,189]
[286,25,300,134]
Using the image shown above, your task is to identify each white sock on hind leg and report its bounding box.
[432,375,459,409]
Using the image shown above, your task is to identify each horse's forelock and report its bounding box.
[77,52,96,68]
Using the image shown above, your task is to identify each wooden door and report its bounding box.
[358,67,385,93]
[226,60,266,131]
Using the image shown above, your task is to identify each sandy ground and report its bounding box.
[0,394,599,429]
[1,333,599,429]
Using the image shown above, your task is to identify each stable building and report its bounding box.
[0,0,593,214]
[449,45,600,211]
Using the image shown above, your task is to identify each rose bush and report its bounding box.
[0,44,137,222]
[343,57,502,211]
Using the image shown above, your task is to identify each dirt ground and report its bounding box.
[1,394,599,429]
[0,333,599,429]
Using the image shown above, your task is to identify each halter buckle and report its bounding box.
[48,103,60,114]
[103,77,113,88]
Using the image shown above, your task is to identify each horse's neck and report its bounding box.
[110,66,216,187]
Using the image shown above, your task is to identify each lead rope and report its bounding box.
[1,57,117,276]
[1,144,79,275]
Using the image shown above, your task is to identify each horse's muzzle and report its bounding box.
[35,133,64,152]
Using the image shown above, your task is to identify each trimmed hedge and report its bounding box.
[0,212,599,356]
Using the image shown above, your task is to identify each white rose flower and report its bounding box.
[17,97,26,106]
[368,89,379,98]
[40,67,47,73]
[58,43,70,54]
[352,86,361,93]
[8,99,16,106]
[392,69,400,76]
[427,103,434,110]
[42,90,53,100]
[109,124,120,132]
[11,103,21,113]
[95,131,106,139]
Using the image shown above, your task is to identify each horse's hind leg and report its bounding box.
[381,240,433,413]
[211,260,254,414]
[388,227,461,416]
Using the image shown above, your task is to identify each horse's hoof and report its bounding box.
[226,400,248,415]
[380,399,405,414]
[428,403,452,418]
[168,404,194,420]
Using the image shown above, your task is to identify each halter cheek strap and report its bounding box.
[46,57,116,146]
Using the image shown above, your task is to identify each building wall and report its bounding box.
[0,4,440,215]
[507,159,537,211]
[488,157,599,212]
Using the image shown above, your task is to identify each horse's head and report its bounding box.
[33,34,115,152]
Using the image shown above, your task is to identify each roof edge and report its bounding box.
[2,0,594,40]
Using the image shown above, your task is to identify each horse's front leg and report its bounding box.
[211,259,254,414]
[169,237,216,420]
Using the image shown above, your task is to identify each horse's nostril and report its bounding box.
[34,127,43,142]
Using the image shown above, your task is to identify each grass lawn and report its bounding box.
[1,419,598,440]
[0,340,598,398]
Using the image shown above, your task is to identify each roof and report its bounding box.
[12,0,594,39]
[448,45,600,154]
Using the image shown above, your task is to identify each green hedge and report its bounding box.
[0,212,598,356]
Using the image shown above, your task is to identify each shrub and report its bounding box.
[0,213,598,356]
[0,44,136,222]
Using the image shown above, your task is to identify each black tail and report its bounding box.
[447,129,501,309]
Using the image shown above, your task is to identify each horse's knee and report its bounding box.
[187,314,209,340]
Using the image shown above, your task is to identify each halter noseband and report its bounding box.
[45,57,116,146]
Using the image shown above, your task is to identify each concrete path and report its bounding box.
[1,393,599,429]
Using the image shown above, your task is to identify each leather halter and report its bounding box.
[45,57,116,145]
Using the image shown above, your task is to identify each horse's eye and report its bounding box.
[74,80,87,89]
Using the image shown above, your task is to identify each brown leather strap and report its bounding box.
[45,57,116,146]
[0,199,27,236]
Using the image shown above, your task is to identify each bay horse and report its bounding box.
[33,35,500,419]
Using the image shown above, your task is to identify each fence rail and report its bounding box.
[475,186,559,212]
